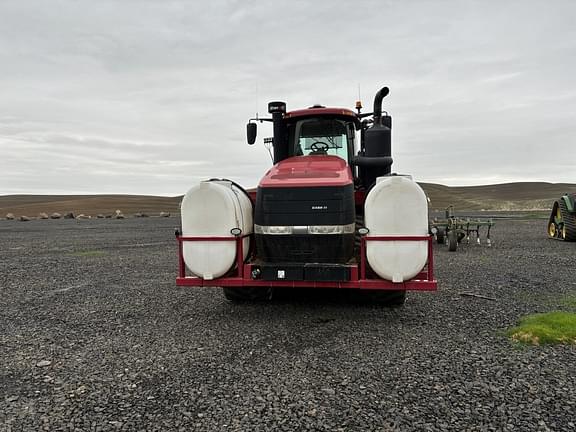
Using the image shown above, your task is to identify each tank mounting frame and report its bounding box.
[176,234,437,291]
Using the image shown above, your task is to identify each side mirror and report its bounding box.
[247,122,257,145]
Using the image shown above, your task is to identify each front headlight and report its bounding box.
[307,223,355,235]
[254,225,293,235]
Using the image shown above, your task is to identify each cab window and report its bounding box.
[292,119,351,160]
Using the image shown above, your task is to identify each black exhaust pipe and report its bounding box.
[372,86,389,122]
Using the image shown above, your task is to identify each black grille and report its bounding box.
[255,184,354,226]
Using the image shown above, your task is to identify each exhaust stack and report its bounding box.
[355,87,393,188]
[372,86,389,123]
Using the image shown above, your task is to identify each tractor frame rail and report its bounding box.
[176,234,437,291]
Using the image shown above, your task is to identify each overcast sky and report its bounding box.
[1,0,575,195]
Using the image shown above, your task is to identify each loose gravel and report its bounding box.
[1,218,575,431]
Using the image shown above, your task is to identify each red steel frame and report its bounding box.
[176,234,437,291]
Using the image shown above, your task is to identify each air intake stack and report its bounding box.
[268,101,288,163]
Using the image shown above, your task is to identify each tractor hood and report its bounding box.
[258,155,353,188]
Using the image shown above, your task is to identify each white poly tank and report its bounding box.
[364,176,429,282]
[180,180,253,280]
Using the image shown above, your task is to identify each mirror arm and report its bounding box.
[249,117,274,123]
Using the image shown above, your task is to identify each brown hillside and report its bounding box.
[0,182,574,218]
[420,182,575,211]
[0,195,181,218]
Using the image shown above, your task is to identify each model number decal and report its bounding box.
[311,205,328,210]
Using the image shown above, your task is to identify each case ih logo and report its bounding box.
[311,205,328,210]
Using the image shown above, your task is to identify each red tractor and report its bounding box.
[176,86,437,305]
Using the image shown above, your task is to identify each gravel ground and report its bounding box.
[1,218,575,431]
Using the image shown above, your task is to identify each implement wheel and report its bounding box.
[223,287,272,303]
[436,228,445,244]
[447,230,458,252]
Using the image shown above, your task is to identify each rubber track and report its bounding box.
[559,199,576,242]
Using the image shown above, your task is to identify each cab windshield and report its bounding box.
[291,118,352,161]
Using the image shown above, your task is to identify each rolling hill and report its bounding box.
[1,182,574,218]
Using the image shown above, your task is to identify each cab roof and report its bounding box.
[284,107,360,127]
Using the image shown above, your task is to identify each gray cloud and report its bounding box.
[1,0,575,195]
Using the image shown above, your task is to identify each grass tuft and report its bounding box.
[508,311,576,345]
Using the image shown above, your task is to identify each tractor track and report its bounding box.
[559,199,576,241]
[1,217,575,431]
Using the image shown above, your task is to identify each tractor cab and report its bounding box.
[284,108,359,164]
[247,104,359,165]
[247,89,393,190]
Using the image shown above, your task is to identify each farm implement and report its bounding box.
[430,205,494,252]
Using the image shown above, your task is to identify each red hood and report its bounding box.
[259,155,353,188]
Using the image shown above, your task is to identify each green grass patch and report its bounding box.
[508,311,576,345]
[69,250,106,257]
